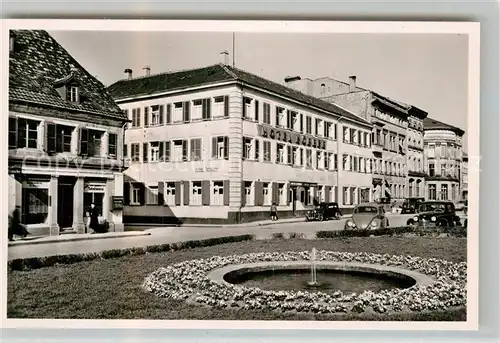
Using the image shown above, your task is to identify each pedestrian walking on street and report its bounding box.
[8,206,30,241]
[270,202,278,221]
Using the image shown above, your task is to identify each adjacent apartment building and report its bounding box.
[284,75,428,203]
[107,63,374,225]
[423,117,465,202]
[8,30,128,236]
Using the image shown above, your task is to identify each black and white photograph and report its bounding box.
[2,20,479,330]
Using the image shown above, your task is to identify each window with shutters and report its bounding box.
[326,152,332,170]
[306,116,312,134]
[130,184,141,205]
[353,155,358,172]
[242,97,252,119]
[243,137,252,160]
[202,98,211,120]
[191,181,202,205]
[315,118,323,136]
[172,140,186,162]
[192,99,203,121]
[244,181,253,206]
[165,182,176,205]
[190,138,202,161]
[108,133,117,158]
[150,142,160,162]
[54,124,73,153]
[173,102,183,123]
[10,118,40,149]
[146,185,158,205]
[276,143,285,164]
[254,139,260,161]
[214,96,225,117]
[263,182,271,206]
[132,108,141,127]
[324,122,332,138]
[290,111,299,131]
[263,103,271,124]
[278,183,286,205]
[212,136,228,160]
[131,143,140,162]
[150,105,161,126]
[343,126,349,143]
[81,129,103,157]
[343,154,349,171]
[276,107,285,127]
[263,140,271,162]
[212,181,224,206]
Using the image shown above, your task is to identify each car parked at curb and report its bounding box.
[305,202,342,221]
[344,203,389,230]
[406,201,462,228]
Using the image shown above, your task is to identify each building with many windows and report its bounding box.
[285,75,428,203]
[107,64,374,224]
[423,117,464,202]
[8,30,128,236]
[461,153,468,201]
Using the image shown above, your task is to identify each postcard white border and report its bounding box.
[0,19,480,331]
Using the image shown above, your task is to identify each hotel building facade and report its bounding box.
[423,117,465,202]
[8,30,128,236]
[108,64,374,224]
[285,75,428,203]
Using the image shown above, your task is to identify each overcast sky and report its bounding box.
[49,31,469,147]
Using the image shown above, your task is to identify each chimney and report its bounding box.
[143,66,151,77]
[284,76,301,84]
[348,75,357,92]
[124,69,133,80]
[220,50,229,65]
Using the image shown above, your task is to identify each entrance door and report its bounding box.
[57,182,74,229]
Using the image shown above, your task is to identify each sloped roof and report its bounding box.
[9,30,126,120]
[107,64,371,125]
[424,117,465,136]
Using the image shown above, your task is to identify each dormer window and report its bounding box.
[69,85,79,103]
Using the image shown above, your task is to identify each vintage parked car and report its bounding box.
[305,202,342,221]
[344,203,390,230]
[401,197,425,214]
[406,201,462,228]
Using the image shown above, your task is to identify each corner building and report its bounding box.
[8,30,128,236]
[423,117,464,202]
[108,64,374,225]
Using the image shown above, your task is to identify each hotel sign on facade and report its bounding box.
[257,124,327,150]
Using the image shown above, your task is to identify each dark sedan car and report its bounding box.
[344,203,389,230]
[406,201,462,228]
[306,202,342,221]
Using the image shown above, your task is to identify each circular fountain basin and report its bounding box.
[208,261,434,294]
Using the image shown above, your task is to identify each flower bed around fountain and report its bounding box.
[142,251,467,315]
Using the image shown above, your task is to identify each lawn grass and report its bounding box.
[7,237,467,320]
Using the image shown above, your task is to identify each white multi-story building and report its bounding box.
[8,30,128,236]
[107,63,374,225]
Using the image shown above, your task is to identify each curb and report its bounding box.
[8,231,152,247]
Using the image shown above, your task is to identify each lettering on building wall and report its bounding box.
[257,124,327,150]
[195,167,219,173]
[84,182,106,193]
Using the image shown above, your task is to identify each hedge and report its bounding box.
[8,234,255,272]
[316,226,467,239]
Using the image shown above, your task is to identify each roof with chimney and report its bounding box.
[423,117,465,136]
[107,64,371,125]
[9,30,126,120]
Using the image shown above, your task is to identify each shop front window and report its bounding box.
[84,192,104,216]
[22,188,49,225]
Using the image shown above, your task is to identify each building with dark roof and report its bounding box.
[285,75,429,204]
[8,30,129,236]
[107,62,375,224]
[423,117,465,202]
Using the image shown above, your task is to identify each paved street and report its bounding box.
[7,213,426,261]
